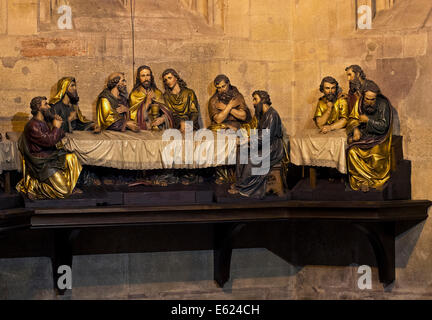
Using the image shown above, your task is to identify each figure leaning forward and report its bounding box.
[16,96,82,200]
[96,72,139,132]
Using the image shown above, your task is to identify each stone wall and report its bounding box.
[0,0,432,299]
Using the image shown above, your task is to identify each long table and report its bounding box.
[62,130,238,170]
[289,128,348,174]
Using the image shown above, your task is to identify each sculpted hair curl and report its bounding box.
[162,68,187,91]
[319,76,339,93]
[30,96,47,116]
[252,90,272,106]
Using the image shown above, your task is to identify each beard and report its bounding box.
[117,86,128,98]
[118,84,129,105]
[141,80,152,90]
[349,78,362,94]
[362,101,377,114]
[253,102,264,121]
[325,93,337,103]
[66,91,80,104]
[42,108,55,123]
[217,87,236,105]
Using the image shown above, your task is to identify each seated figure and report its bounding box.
[162,69,202,132]
[314,76,348,134]
[96,72,139,132]
[208,74,252,131]
[16,96,82,199]
[345,65,368,115]
[207,74,253,184]
[128,65,175,130]
[346,80,393,192]
[50,77,98,133]
[229,91,284,199]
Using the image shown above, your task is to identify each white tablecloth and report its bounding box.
[0,140,21,173]
[289,128,348,173]
[62,130,238,170]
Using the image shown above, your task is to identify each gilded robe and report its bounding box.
[50,77,94,133]
[128,87,174,130]
[16,118,82,199]
[96,88,126,131]
[346,95,393,190]
[163,88,202,130]
[314,95,349,126]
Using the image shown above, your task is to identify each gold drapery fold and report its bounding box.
[16,153,82,199]
[347,133,392,191]
[49,77,74,105]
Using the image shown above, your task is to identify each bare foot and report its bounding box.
[360,182,369,193]
[215,177,225,185]
[181,179,191,186]
[72,187,83,194]
[93,178,102,186]
[103,179,114,185]
[228,186,239,195]
[27,193,37,201]
[93,125,101,134]
[154,180,168,187]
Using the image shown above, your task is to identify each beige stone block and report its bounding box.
[292,61,321,133]
[225,14,250,39]
[189,40,229,61]
[0,37,21,57]
[134,39,170,61]
[229,40,292,62]
[7,0,38,35]
[250,0,290,16]
[225,0,250,38]
[39,0,51,24]
[403,32,428,57]
[132,17,191,40]
[250,15,290,41]
[383,35,403,58]
[105,37,123,58]
[267,62,293,130]
[0,58,58,93]
[294,40,329,62]
[226,0,250,16]
[292,1,330,41]
[0,0,7,34]
[219,60,268,100]
[335,0,355,36]
[328,37,368,60]
[0,90,42,118]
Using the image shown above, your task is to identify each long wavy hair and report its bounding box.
[133,65,158,91]
[162,68,187,92]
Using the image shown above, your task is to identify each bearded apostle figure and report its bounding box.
[345,65,368,115]
[16,97,82,199]
[229,91,284,199]
[50,77,97,133]
[207,74,253,184]
[346,80,393,192]
[208,74,252,131]
[128,65,175,130]
[96,72,139,132]
[314,76,349,134]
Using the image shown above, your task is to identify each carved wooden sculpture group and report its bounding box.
[10,64,395,200]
